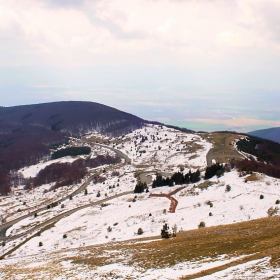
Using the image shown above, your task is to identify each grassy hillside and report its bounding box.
[1,216,280,279]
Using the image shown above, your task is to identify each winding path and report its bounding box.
[0,168,104,237]
[206,134,245,166]
[149,186,185,213]
[206,146,244,166]
[0,190,133,259]
[0,141,133,259]
[0,142,130,237]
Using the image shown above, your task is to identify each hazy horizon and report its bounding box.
[0,0,279,133]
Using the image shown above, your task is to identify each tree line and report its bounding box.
[152,170,201,188]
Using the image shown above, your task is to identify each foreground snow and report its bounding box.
[1,244,279,279]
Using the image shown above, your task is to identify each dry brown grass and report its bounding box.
[207,133,242,148]
[196,181,216,190]
[2,216,280,279]
[183,142,204,154]
[69,216,280,273]
[245,173,263,182]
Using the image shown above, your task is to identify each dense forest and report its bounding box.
[0,101,145,137]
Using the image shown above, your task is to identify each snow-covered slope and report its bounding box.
[1,124,280,279]
[7,170,280,258]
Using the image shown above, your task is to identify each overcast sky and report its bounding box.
[0,0,279,132]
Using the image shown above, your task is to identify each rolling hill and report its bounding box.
[0,101,145,195]
[0,101,145,136]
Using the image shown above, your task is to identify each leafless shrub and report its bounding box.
[267,206,279,217]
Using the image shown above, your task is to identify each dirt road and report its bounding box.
[149,186,185,213]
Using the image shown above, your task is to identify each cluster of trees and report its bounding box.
[134,182,148,193]
[140,136,148,143]
[25,155,121,190]
[204,163,225,179]
[233,159,280,179]
[160,223,177,238]
[152,170,200,188]
[51,146,91,159]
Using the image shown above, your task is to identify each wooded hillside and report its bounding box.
[0,101,145,195]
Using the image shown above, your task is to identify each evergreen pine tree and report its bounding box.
[161,223,170,238]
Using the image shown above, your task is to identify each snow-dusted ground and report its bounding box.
[199,257,280,280]
[113,124,211,168]
[0,252,248,279]
[0,144,118,222]
[1,124,280,279]
[0,124,209,223]
[1,243,279,279]
[6,170,280,259]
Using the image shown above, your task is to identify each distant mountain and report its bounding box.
[0,101,145,136]
[0,101,146,194]
[248,127,280,144]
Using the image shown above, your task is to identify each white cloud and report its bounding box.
[40,0,88,9]
[0,0,279,67]
[0,0,279,131]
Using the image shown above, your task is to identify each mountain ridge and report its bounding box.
[0,101,145,136]
[248,127,280,144]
